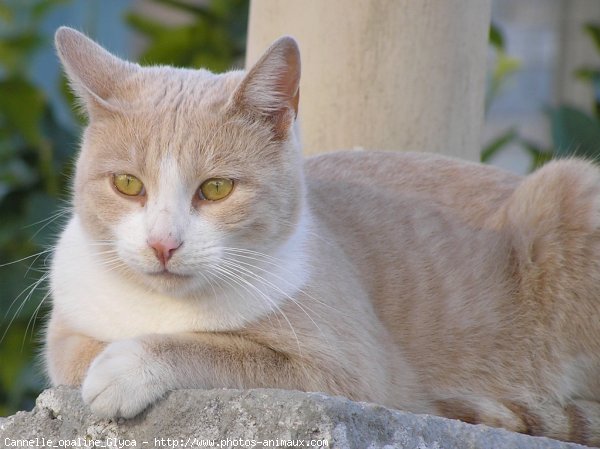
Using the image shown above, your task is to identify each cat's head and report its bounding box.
[55,27,304,297]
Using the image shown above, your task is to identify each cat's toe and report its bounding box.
[81,338,166,418]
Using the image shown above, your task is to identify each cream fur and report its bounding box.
[46,27,600,445]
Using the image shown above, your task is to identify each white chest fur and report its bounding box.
[50,216,310,341]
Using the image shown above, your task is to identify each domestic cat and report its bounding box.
[46,27,600,446]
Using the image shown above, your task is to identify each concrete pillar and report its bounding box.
[246,0,491,160]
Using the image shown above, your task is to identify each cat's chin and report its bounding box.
[138,269,199,296]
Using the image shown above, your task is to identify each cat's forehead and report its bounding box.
[132,67,244,117]
[102,69,240,138]
[85,68,269,180]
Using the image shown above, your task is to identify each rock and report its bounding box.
[0,387,590,448]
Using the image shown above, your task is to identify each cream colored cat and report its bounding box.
[46,27,600,446]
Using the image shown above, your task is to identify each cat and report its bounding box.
[45,26,600,446]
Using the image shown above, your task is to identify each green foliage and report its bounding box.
[0,0,76,416]
[0,0,74,415]
[543,23,600,163]
[483,21,600,171]
[480,128,518,162]
[126,0,248,71]
[550,105,600,158]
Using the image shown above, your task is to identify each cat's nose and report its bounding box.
[148,237,182,266]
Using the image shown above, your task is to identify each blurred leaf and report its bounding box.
[0,78,46,146]
[124,14,169,38]
[486,51,521,113]
[550,106,600,159]
[584,23,600,54]
[520,138,554,171]
[32,0,70,19]
[128,0,248,71]
[0,159,38,201]
[494,53,521,83]
[489,22,504,51]
[0,33,43,74]
[481,128,517,162]
[23,192,62,246]
[0,322,42,414]
[0,4,13,22]
[574,66,600,82]
[149,0,218,21]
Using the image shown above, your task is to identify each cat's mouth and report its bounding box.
[147,269,192,280]
[139,267,198,295]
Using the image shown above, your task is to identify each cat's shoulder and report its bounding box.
[304,150,520,196]
[304,151,523,227]
[304,150,519,186]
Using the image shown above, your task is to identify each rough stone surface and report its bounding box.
[0,387,591,449]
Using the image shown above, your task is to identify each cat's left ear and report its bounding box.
[231,36,300,138]
[55,27,140,118]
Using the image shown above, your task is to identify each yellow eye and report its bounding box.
[199,178,234,201]
[113,174,144,196]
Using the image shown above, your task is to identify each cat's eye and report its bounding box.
[113,174,145,196]
[199,178,234,201]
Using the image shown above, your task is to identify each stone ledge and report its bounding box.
[0,387,590,448]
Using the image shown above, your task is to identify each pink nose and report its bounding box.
[148,238,182,266]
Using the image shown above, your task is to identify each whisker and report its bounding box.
[3,274,47,321]
[28,209,70,242]
[0,249,53,268]
[211,265,300,352]
[203,266,277,328]
[221,248,348,317]
[22,208,70,229]
[196,269,219,301]
[1,272,49,345]
[272,217,335,247]
[23,289,51,348]
[221,259,331,345]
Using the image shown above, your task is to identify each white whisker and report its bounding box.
[221,247,348,317]
[211,264,300,353]
[221,259,331,346]
[1,272,49,345]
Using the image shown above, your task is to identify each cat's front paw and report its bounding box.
[82,338,167,418]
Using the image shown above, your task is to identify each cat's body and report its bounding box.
[46,28,600,446]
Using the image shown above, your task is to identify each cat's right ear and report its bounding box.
[55,27,139,118]
[231,36,301,139]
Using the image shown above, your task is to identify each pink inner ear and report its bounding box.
[276,45,301,117]
[292,87,300,119]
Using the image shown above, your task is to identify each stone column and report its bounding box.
[246,0,491,160]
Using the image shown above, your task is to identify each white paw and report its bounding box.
[82,338,167,418]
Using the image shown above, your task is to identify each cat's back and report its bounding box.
[303,150,523,334]
[304,151,521,227]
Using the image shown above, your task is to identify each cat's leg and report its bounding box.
[45,313,106,386]
[434,396,600,446]
[80,332,331,418]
